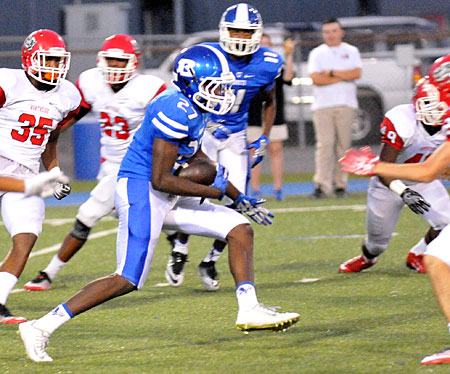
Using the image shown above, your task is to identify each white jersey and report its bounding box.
[365,104,450,256]
[380,104,447,184]
[0,68,81,173]
[77,68,166,163]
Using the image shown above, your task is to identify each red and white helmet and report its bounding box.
[429,54,450,92]
[97,34,140,84]
[21,29,70,86]
[413,76,449,126]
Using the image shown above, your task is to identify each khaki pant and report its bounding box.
[312,105,356,195]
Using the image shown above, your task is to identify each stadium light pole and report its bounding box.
[173,0,185,35]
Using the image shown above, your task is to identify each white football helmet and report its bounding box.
[219,3,263,56]
[413,76,449,126]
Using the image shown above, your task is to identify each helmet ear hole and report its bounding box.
[172,45,236,115]
[21,29,70,86]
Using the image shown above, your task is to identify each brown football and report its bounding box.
[175,158,218,186]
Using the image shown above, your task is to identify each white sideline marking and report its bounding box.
[295,278,320,283]
[8,228,118,294]
[5,203,374,294]
[0,216,117,227]
[281,232,398,241]
[155,283,170,287]
[2,227,118,267]
[271,204,367,213]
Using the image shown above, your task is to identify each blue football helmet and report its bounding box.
[219,3,263,56]
[172,44,236,115]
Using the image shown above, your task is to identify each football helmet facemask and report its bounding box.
[22,29,70,86]
[172,45,236,115]
[414,76,449,126]
[97,34,141,84]
[219,3,263,56]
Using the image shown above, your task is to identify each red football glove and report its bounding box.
[339,146,380,176]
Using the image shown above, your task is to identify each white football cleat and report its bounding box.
[24,271,52,291]
[236,303,300,332]
[19,320,53,362]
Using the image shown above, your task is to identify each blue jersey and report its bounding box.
[118,87,208,180]
[203,42,282,133]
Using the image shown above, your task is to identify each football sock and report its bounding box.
[410,238,427,255]
[33,303,74,334]
[173,239,189,255]
[362,244,378,261]
[204,245,224,263]
[236,282,258,311]
[43,255,67,281]
[0,272,18,305]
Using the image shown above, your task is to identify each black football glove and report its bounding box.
[53,182,71,200]
[401,188,430,215]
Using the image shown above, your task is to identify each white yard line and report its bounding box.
[271,204,367,213]
[280,233,398,241]
[10,227,118,294]
[8,203,369,294]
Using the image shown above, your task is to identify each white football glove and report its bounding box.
[247,135,269,168]
[231,193,274,226]
[24,168,69,198]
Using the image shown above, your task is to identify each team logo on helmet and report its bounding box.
[23,35,37,52]
[432,61,450,84]
[175,58,197,78]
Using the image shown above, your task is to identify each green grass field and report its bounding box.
[1,188,449,373]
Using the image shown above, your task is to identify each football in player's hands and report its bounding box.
[175,158,218,186]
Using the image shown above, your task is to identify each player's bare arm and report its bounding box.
[41,127,61,171]
[377,143,401,187]
[261,86,276,138]
[60,106,91,132]
[151,137,224,199]
[374,142,450,183]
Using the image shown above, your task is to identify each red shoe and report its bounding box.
[24,271,52,291]
[422,348,450,365]
[406,252,426,273]
[0,304,27,324]
[338,254,377,273]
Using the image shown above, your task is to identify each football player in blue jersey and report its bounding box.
[18,44,299,362]
[166,2,283,291]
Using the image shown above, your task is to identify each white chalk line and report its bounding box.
[9,203,367,293]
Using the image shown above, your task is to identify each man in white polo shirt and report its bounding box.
[308,17,362,198]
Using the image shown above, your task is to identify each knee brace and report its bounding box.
[70,219,91,241]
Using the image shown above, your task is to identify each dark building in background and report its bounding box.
[1,0,448,37]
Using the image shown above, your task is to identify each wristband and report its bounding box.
[389,179,407,196]
[49,166,61,176]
